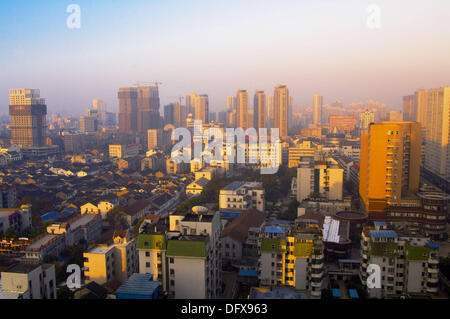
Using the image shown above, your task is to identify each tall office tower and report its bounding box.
[137,85,161,131]
[288,95,294,129]
[414,89,429,125]
[173,101,182,127]
[402,95,415,121]
[194,94,209,124]
[9,89,47,147]
[313,94,323,126]
[218,111,227,124]
[267,94,274,128]
[92,98,106,113]
[420,87,450,182]
[253,90,266,130]
[186,92,198,116]
[226,95,236,111]
[236,89,249,129]
[80,116,98,133]
[359,122,421,215]
[273,85,289,138]
[118,87,138,133]
[164,103,175,125]
[359,109,375,131]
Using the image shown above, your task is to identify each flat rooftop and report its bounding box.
[4,263,40,274]
[26,234,59,250]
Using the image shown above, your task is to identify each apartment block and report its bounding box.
[0,263,56,299]
[360,224,440,298]
[258,223,324,298]
[0,204,32,236]
[84,233,138,285]
[219,181,265,212]
[296,158,343,202]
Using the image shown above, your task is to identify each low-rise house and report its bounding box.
[186,178,209,195]
[0,204,32,236]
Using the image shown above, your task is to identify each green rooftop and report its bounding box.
[166,238,208,258]
[405,245,429,261]
[369,241,398,257]
[137,234,167,250]
[294,242,314,257]
[261,238,286,253]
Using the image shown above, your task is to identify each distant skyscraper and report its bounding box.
[196,94,209,124]
[118,87,138,133]
[359,121,421,215]
[9,89,47,147]
[273,85,289,138]
[92,98,107,127]
[148,129,163,151]
[164,103,176,126]
[359,109,375,131]
[313,94,323,126]
[402,95,415,121]
[416,87,450,182]
[236,89,249,129]
[267,94,274,128]
[226,95,236,111]
[137,85,160,131]
[253,90,266,130]
[389,110,403,122]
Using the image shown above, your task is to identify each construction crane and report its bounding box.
[168,96,185,105]
[134,81,163,88]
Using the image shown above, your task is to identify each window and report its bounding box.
[169,258,174,264]
[145,252,150,257]
[146,262,150,268]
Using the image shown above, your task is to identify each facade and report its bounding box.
[287,141,319,168]
[0,263,56,299]
[9,88,47,147]
[118,87,138,133]
[80,115,98,133]
[84,234,138,285]
[296,158,343,202]
[137,85,160,132]
[137,209,222,298]
[273,85,289,138]
[109,144,139,158]
[0,204,32,236]
[219,181,265,212]
[253,90,267,130]
[359,109,375,131]
[313,94,323,126]
[147,129,163,151]
[329,115,356,134]
[360,225,440,298]
[359,122,421,215]
[258,223,324,298]
[236,89,249,130]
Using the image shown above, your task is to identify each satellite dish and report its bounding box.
[192,206,208,214]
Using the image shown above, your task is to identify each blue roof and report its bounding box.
[219,211,242,220]
[349,289,359,299]
[116,274,160,298]
[238,269,258,277]
[427,243,439,249]
[369,230,398,239]
[332,289,341,298]
[374,221,387,226]
[265,226,285,234]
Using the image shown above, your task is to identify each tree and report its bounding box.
[279,200,300,221]
[4,227,19,239]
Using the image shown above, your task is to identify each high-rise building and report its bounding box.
[137,86,161,131]
[118,87,138,133]
[414,87,450,183]
[254,90,266,130]
[9,89,47,147]
[267,94,274,128]
[359,122,421,215]
[226,95,236,111]
[273,85,289,138]
[402,95,415,121]
[80,115,98,133]
[148,129,163,151]
[313,94,323,126]
[389,110,403,122]
[188,93,209,124]
[359,109,375,131]
[164,103,176,126]
[329,115,356,134]
[236,89,249,129]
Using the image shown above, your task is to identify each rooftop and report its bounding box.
[4,263,40,274]
[369,230,398,239]
[116,274,160,297]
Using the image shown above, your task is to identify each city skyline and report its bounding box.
[1,0,450,115]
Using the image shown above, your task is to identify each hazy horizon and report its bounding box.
[1,0,449,116]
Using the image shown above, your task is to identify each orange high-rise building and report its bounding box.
[359,121,422,216]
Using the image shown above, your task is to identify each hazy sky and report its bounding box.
[1,0,449,116]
